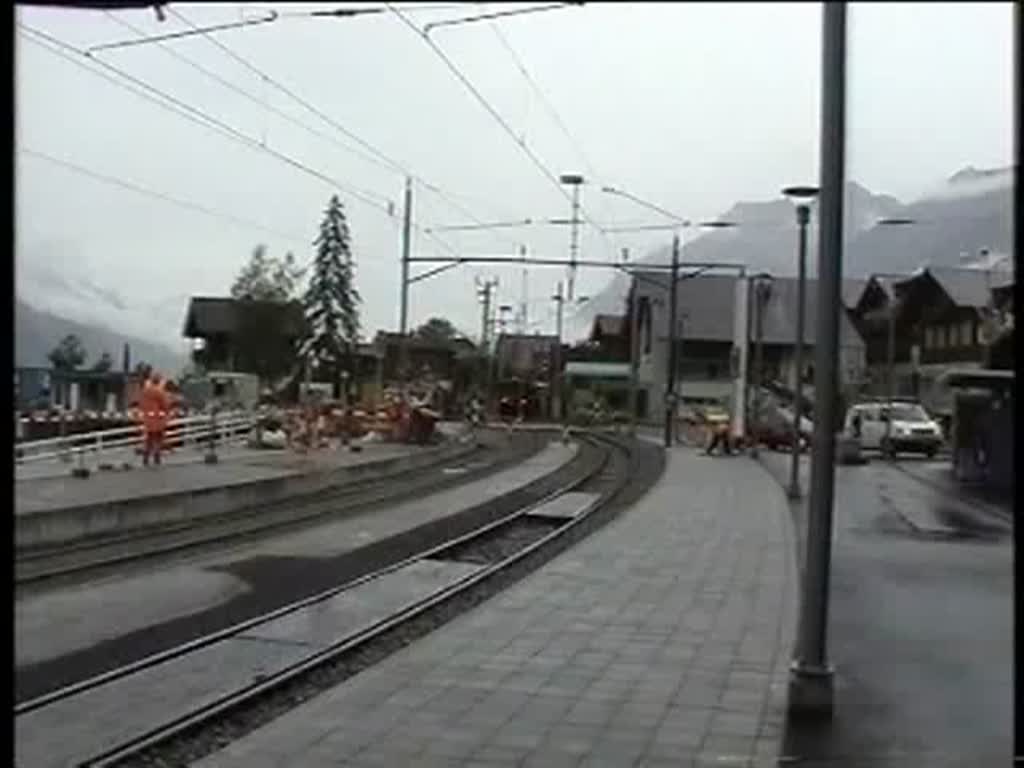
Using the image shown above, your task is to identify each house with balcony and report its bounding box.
[853,265,1015,417]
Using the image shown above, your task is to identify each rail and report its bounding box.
[14,411,256,467]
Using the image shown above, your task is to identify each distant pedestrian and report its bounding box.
[140,372,171,466]
[705,413,732,456]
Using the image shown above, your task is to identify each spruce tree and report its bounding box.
[300,195,361,398]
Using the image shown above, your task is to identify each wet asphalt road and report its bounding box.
[761,452,1012,767]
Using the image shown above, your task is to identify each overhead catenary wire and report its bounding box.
[167,7,527,253]
[385,4,610,240]
[18,23,395,217]
[488,22,601,187]
[18,147,310,244]
[99,11,406,186]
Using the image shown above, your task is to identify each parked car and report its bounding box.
[844,401,944,458]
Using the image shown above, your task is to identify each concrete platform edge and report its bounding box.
[16,440,477,550]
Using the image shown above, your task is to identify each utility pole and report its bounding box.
[477,277,498,412]
[789,202,812,497]
[568,184,581,301]
[789,0,846,719]
[559,173,584,301]
[519,247,529,333]
[884,287,896,458]
[552,281,565,423]
[664,234,680,448]
[626,250,641,436]
[399,176,413,385]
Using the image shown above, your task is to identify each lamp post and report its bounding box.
[875,218,915,459]
[749,273,774,458]
[788,0,845,719]
[782,185,819,497]
[559,174,585,301]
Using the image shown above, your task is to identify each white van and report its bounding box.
[847,403,942,456]
[844,401,944,458]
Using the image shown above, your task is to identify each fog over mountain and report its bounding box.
[566,165,1013,340]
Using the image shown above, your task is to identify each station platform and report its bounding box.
[15,427,480,549]
[197,445,797,768]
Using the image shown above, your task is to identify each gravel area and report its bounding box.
[106,436,665,768]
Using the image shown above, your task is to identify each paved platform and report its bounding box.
[15,442,424,518]
[196,445,797,768]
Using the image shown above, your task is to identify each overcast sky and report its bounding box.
[15,2,1015,348]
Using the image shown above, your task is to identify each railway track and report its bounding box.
[16,432,651,768]
[16,429,547,588]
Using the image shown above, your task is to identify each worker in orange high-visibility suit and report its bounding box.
[140,373,172,466]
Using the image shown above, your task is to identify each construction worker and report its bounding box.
[140,372,171,466]
[705,407,733,456]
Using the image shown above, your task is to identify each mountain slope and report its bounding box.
[569,168,1012,339]
[16,299,186,374]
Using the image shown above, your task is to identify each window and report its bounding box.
[924,327,933,349]
[935,325,946,349]
[961,319,973,348]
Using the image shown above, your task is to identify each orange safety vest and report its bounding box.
[139,380,171,433]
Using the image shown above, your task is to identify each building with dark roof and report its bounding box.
[630,271,867,422]
[853,264,1015,415]
[182,297,306,373]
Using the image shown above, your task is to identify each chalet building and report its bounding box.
[182,297,305,373]
[853,265,1015,416]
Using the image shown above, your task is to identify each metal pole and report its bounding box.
[884,295,895,458]
[399,176,413,388]
[568,184,580,301]
[554,281,565,424]
[788,205,810,497]
[750,285,764,458]
[664,233,680,448]
[629,276,641,436]
[789,0,845,719]
[399,176,412,335]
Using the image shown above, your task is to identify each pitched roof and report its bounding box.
[899,266,1014,308]
[590,314,625,339]
[182,297,305,338]
[758,277,864,348]
[631,272,864,348]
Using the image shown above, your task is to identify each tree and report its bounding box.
[48,334,87,371]
[415,317,460,345]
[299,195,361,398]
[91,351,114,373]
[231,245,305,302]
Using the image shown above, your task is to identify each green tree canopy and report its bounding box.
[231,245,305,302]
[48,334,87,371]
[299,195,361,398]
[414,317,460,345]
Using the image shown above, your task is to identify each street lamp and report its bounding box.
[560,174,585,301]
[749,272,774,458]
[875,217,915,459]
[788,1,845,720]
[782,185,819,497]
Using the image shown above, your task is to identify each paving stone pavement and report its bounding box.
[195,446,797,768]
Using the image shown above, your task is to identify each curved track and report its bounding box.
[16,430,548,588]
[16,433,652,768]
